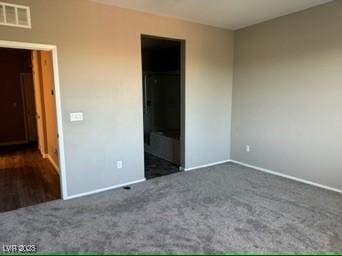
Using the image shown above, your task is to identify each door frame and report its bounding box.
[140,34,186,171]
[31,50,46,157]
[20,72,37,143]
[0,40,67,199]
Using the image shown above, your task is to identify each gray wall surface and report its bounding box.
[0,0,234,196]
[232,1,342,190]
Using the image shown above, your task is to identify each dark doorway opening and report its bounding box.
[141,35,184,179]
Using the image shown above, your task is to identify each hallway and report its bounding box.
[0,144,60,212]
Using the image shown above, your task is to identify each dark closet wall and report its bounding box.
[0,48,32,143]
[142,47,180,72]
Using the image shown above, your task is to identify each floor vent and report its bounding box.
[0,2,31,28]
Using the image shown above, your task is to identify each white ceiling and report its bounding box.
[91,0,332,30]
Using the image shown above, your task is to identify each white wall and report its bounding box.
[232,1,342,190]
[0,0,234,197]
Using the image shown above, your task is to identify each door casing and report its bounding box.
[0,40,67,199]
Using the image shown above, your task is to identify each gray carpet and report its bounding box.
[1,162,342,253]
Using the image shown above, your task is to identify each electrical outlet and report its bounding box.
[116,160,123,169]
[246,145,251,152]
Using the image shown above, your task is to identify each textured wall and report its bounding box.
[232,1,342,190]
[0,0,234,196]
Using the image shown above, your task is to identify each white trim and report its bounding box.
[0,140,28,147]
[230,160,342,194]
[46,154,59,174]
[0,40,68,200]
[0,40,55,51]
[184,159,231,171]
[50,46,68,199]
[65,178,146,200]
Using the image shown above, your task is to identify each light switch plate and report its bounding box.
[116,160,123,169]
[70,112,83,122]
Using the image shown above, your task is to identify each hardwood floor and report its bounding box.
[0,144,60,212]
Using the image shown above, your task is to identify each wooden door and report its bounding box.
[31,51,46,154]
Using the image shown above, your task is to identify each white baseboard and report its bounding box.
[46,154,60,174]
[230,160,342,194]
[185,159,231,171]
[65,178,146,200]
